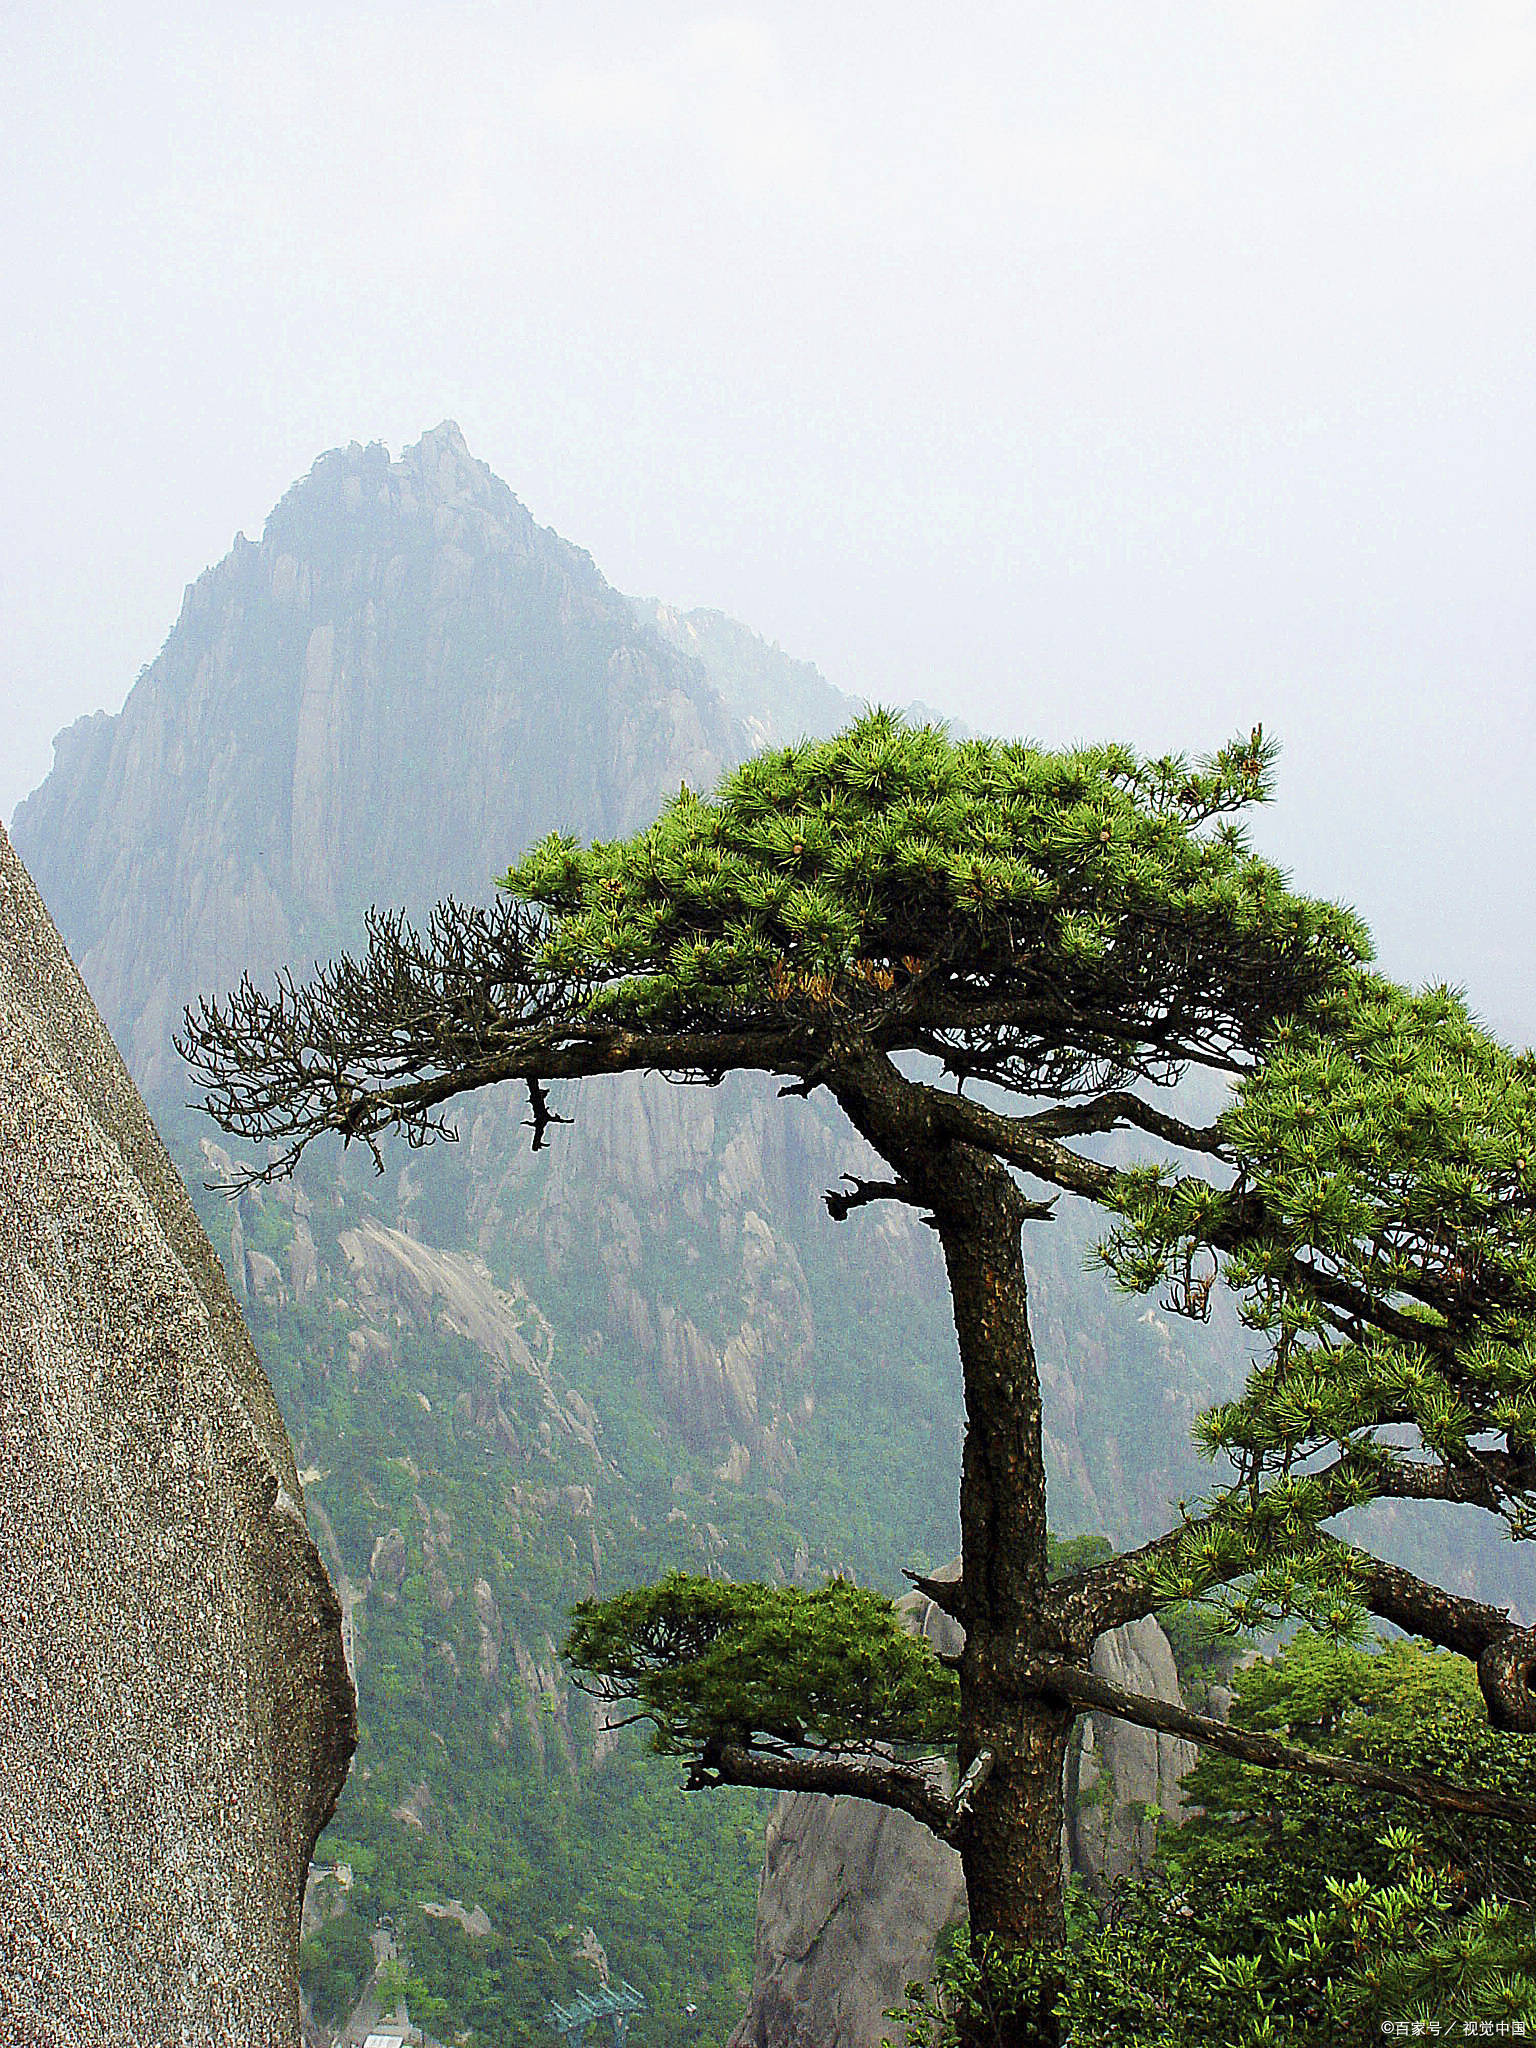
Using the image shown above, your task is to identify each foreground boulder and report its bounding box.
[0,822,355,2044]
[728,1577,1195,2048]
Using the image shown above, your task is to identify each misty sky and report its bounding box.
[3,3,1535,1035]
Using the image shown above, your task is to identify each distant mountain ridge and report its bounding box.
[12,420,980,1501]
[632,599,858,750]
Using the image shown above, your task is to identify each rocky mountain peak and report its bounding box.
[402,417,498,501]
[264,420,537,562]
[14,425,743,1090]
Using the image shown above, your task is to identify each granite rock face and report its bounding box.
[727,1579,1196,2048]
[0,823,355,2044]
[727,1787,969,2048]
[1065,1613,1198,1895]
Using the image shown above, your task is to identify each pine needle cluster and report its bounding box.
[503,710,1365,1092]
[1097,978,1536,1631]
[563,1573,957,1758]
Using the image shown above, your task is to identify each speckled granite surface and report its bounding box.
[0,821,355,2044]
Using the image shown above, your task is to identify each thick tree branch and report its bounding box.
[1049,1518,1536,1735]
[689,1739,961,1838]
[188,1015,810,1181]
[1027,1660,1536,1826]
[1043,1538,1186,1645]
[1018,1090,1230,1157]
[1330,1446,1536,1517]
[1332,1545,1536,1733]
[1340,1546,1515,1661]
[824,1172,1054,1228]
[922,1083,1119,1203]
[1046,1444,1534,1644]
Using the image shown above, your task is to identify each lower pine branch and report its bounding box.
[690,1739,966,1838]
[1027,1660,1536,1826]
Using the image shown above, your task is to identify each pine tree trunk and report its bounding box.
[939,1146,1072,2048]
[831,1060,1072,2046]
[954,1691,1073,2047]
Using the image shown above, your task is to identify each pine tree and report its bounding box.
[182,713,1536,2047]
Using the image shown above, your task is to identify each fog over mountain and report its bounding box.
[13,419,1210,1545]
[7,8,1536,1041]
[14,425,746,1089]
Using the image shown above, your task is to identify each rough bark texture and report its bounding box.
[0,823,355,2045]
[830,1059,1078,2044]
[937,1154,1069,1963]
[1347,1551,1536,1733]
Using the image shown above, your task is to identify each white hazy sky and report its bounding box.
[3,2,1535,1034]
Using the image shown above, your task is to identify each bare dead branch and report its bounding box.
[823,1175,920,1222]
[525,1075,571,1152]
[950,1748,994,1827]
[1019,1090,1231,1157]
[902,1566,968,1623]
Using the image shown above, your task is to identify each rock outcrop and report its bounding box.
[727,1783,966,2048]
[1065,1615,1197,1896]
[0,822,355,2044]
[727,1578,1196,2048]
[333,1214,600,1455]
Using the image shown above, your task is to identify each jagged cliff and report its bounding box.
[14,423,1234,1533]
[10,424,956,1497]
